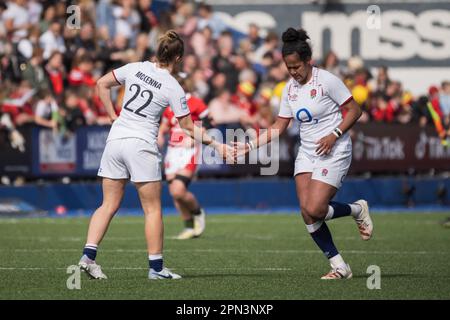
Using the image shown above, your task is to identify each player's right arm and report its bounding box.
[234,116,291,158]
[177,114,233,162]
[168,80,233,162]
[96,71,123,122]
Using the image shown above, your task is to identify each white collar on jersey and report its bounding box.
[149,61,170,74]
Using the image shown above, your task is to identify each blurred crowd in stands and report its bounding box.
[1,0,450,153]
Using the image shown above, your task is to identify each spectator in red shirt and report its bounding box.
[231,81,260,131]
[371,92,395,123]
[79,86,111,125]
[232,81,257,116]
[68,55,96,88]
[45,51,65,101]
[1,81,35,126]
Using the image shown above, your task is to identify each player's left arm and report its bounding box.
[316,72,362,156]
[316,98,362,156]
[338,98,363,133]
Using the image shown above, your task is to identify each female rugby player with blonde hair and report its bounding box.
[78,31,232,280]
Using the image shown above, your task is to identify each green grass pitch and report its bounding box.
[0,212,449,299]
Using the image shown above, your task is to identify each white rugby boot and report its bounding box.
[148,267,182,280]
[175,228,196,240]
[78,256,107,279]
[193,208,206,237]
[321,264,353,280]
[353,200,373,241]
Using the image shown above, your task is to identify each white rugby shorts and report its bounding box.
[294,148,352,189]
[98,138,162,182]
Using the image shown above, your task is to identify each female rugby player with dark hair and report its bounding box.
[235,28,373,279]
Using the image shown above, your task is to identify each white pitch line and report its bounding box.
[0,267,47,270]
[1,248,449,255]
[0,218,446,226]
[0,235,387,242]
[0,237,144,242]
[0,267,292,271]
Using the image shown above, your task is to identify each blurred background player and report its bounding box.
[158,74,209,240]
[77,30,232,280]
[234,27,373,280]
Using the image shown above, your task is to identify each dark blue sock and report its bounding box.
[149,259,163,272]
[328,201,352,219]
[82,245,97,261]
[309,222,339,259]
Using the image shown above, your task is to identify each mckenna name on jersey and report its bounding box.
[135,71,162,89]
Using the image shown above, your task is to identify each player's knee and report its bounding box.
[300,205,310,217]
[300,210,315,225]
[100,202,120,216]
[170,185,187,201]
[304,203,328,220]
[142,206,162,217]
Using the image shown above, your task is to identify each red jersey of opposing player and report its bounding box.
[162,93,209,148]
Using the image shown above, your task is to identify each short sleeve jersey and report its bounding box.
[278,67,353,157]
[107,61,190,145]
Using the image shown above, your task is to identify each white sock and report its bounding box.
[80,254,94,264]
[81,243,98,264]
[149,254,163,260]
[329,254,346,269]
[324,206,334,221]
[305,220,323,233]
[349,204,362,217]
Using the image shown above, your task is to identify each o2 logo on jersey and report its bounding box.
[296,108,318,124]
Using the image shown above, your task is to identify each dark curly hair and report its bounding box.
[281,27,312,62]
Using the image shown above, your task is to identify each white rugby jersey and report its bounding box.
[107,61,190,145]
[278,67,353,157]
